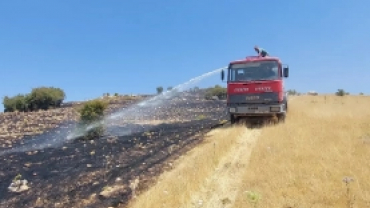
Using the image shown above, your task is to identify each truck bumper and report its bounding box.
[227,103,286,116]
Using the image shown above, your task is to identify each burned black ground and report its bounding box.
[0,99,227,208]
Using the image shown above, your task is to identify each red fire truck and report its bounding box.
[221,55,289,124]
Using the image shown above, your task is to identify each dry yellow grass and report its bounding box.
[234,95,370,208]
[125,125,249,208]
[124,95,370,208]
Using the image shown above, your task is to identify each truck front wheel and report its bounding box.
[285,102,288,112]
[230,114,238,124]
[277,113,286,123]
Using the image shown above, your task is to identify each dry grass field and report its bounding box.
[233,95,370,208]
[126,124,256,208]
[126,95,370,208]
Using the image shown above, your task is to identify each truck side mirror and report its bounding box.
[221,70,225,81]
[283,67,289,78]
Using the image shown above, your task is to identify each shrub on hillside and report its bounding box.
[2,87,66,112]
[287,89,298,95]
[188,86,200,93]
[77,99,108,140]
[205,85,227,100]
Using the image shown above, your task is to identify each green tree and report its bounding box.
[205,85,227,100]
[77,99,108,140]
[2,95,27,112]
[167,86,173,91]
[156,86,163,94]
[48,87,65,107]
[12,94,28,112]
[2,96,13,112]
[335,89,346,96]
[27,87,65,110]
[287,89,297,95]
[2,86,66,112]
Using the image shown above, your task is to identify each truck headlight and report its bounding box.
[270,107,280,112]
[229,108,236,113]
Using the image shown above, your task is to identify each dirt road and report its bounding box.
[195,96,295,208]
[182,128,260,208]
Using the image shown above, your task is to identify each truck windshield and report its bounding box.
[229,60,279,81]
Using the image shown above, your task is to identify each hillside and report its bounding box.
[126,95,370,208]
[0,91,228,208]
[0,95,143,149]
[4,90,366,208]
[0,87,221,151]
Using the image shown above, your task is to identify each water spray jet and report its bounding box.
[0,66,227,157]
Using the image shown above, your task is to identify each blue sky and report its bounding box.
[0,0,369,111]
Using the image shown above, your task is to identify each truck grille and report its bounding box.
[247,106,258,110]
[228,92,279,104]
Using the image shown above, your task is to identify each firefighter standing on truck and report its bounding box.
[254,45,269,57]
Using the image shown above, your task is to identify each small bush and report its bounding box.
[196,114,206,120]
[78,99,108,140]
